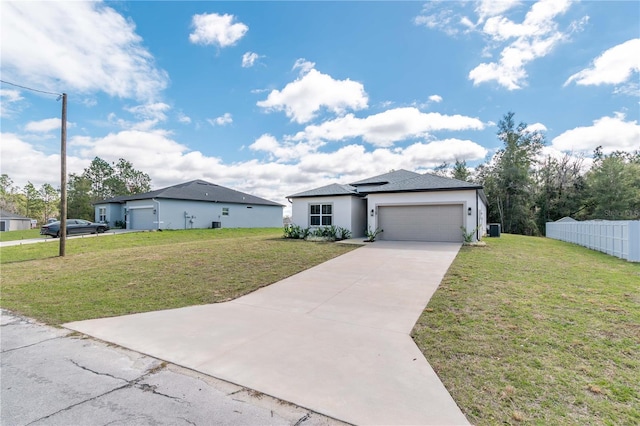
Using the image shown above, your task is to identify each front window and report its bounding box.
[309,203,332,226]
[98,207,106,222]
[222,207,229,216]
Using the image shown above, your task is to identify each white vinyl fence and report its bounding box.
[546,220,640,262]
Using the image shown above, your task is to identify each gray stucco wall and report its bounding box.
[95,203,124,227]
[350,197,367,237]
[121,198,282,230]
[0,218,32,231]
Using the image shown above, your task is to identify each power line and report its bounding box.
[0,79,62,97]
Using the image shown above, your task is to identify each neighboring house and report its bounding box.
[555,216,578,223]
[0,209,33,232]
[95,180,283,230]
[287,169,488,242]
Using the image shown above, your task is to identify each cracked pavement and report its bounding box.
[0,310,347,426]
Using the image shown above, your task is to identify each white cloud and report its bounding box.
[0,133,86,187]
[257,61,368,124]
[469,0,579,90]
[0,89,24,117]
[109,103,171,130]
[565,39,640,88]
[0,88,22,103]
[249,134,325,163]
[292,58,316,74]
[415,0,521,34]
[24,118,75,133]
[125,102,170,122]
[1,1,168,101]
[293,107,485,147]
[242,51,261,68]
[82,98,98,108]
[524,122,547,133]
[177,113,192,124]
[475,0,522,23]
[189,13,248,48]
[414,1,585,90]
[414,5,460,36]
[428,94,443,103]
[207,113,233,126]
[107,112,161,132]
[551,113,640,154]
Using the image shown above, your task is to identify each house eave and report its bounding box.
[364,186,483,195]
[287,193,364,199]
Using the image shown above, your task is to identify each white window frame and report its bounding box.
[309,203,332,226]
[98,207,107,222]
[222,207,229,216]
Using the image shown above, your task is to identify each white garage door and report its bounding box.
[378,205,464,242]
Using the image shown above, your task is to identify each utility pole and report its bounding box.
[59,93,67,257]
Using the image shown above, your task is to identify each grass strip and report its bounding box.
[1,228,358,324]
[413,234,640,425]
[0,229,42,242]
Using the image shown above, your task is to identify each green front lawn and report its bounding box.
[0,228,358,324]
[0,229,42,242]
[413,234,640,425]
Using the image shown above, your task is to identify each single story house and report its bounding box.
[95,180,283,230]
[0,209,33,231]
[287,169,488,242]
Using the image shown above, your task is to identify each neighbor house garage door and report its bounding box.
[378,205,463,242]
[129,207,156,230]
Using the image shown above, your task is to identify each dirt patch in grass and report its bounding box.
[412,234,640,425]
[1,228,358,324]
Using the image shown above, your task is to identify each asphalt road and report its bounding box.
[0,309,345,426]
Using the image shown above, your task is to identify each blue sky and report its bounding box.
[1,1,638,215]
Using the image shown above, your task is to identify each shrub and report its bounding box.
[283,224,309,239]
[365,227,383,242]
[460,225,481,243]
[337,227,352,240]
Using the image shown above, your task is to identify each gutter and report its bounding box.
[476,189,479,241]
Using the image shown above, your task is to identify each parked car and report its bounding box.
[40,219,110,238]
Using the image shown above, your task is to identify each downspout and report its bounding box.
[476,189,479,241]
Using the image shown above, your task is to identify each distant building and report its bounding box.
[94,180,283,230]
[0,209,33,232]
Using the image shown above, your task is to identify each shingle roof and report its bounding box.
[98,180,283,206]
[288,170,484,199]
[350,169,420,186]
[0,209,31,220]
[364,173,482,193]
[287,183,360,198]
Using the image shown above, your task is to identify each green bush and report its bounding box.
[285,225,351,241]
[337,227,352,240]
[283,224,309,239]
[365,227,383,242]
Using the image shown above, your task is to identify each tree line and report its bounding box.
[1,157,150,224]
[3,113,638,234]
[443,112,640,235]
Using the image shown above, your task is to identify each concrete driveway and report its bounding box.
[65,241,469,425]
[1,310,340,426]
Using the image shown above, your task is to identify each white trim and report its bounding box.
[126,205,154,210]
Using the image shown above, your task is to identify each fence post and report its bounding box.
[628,221,640,262]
